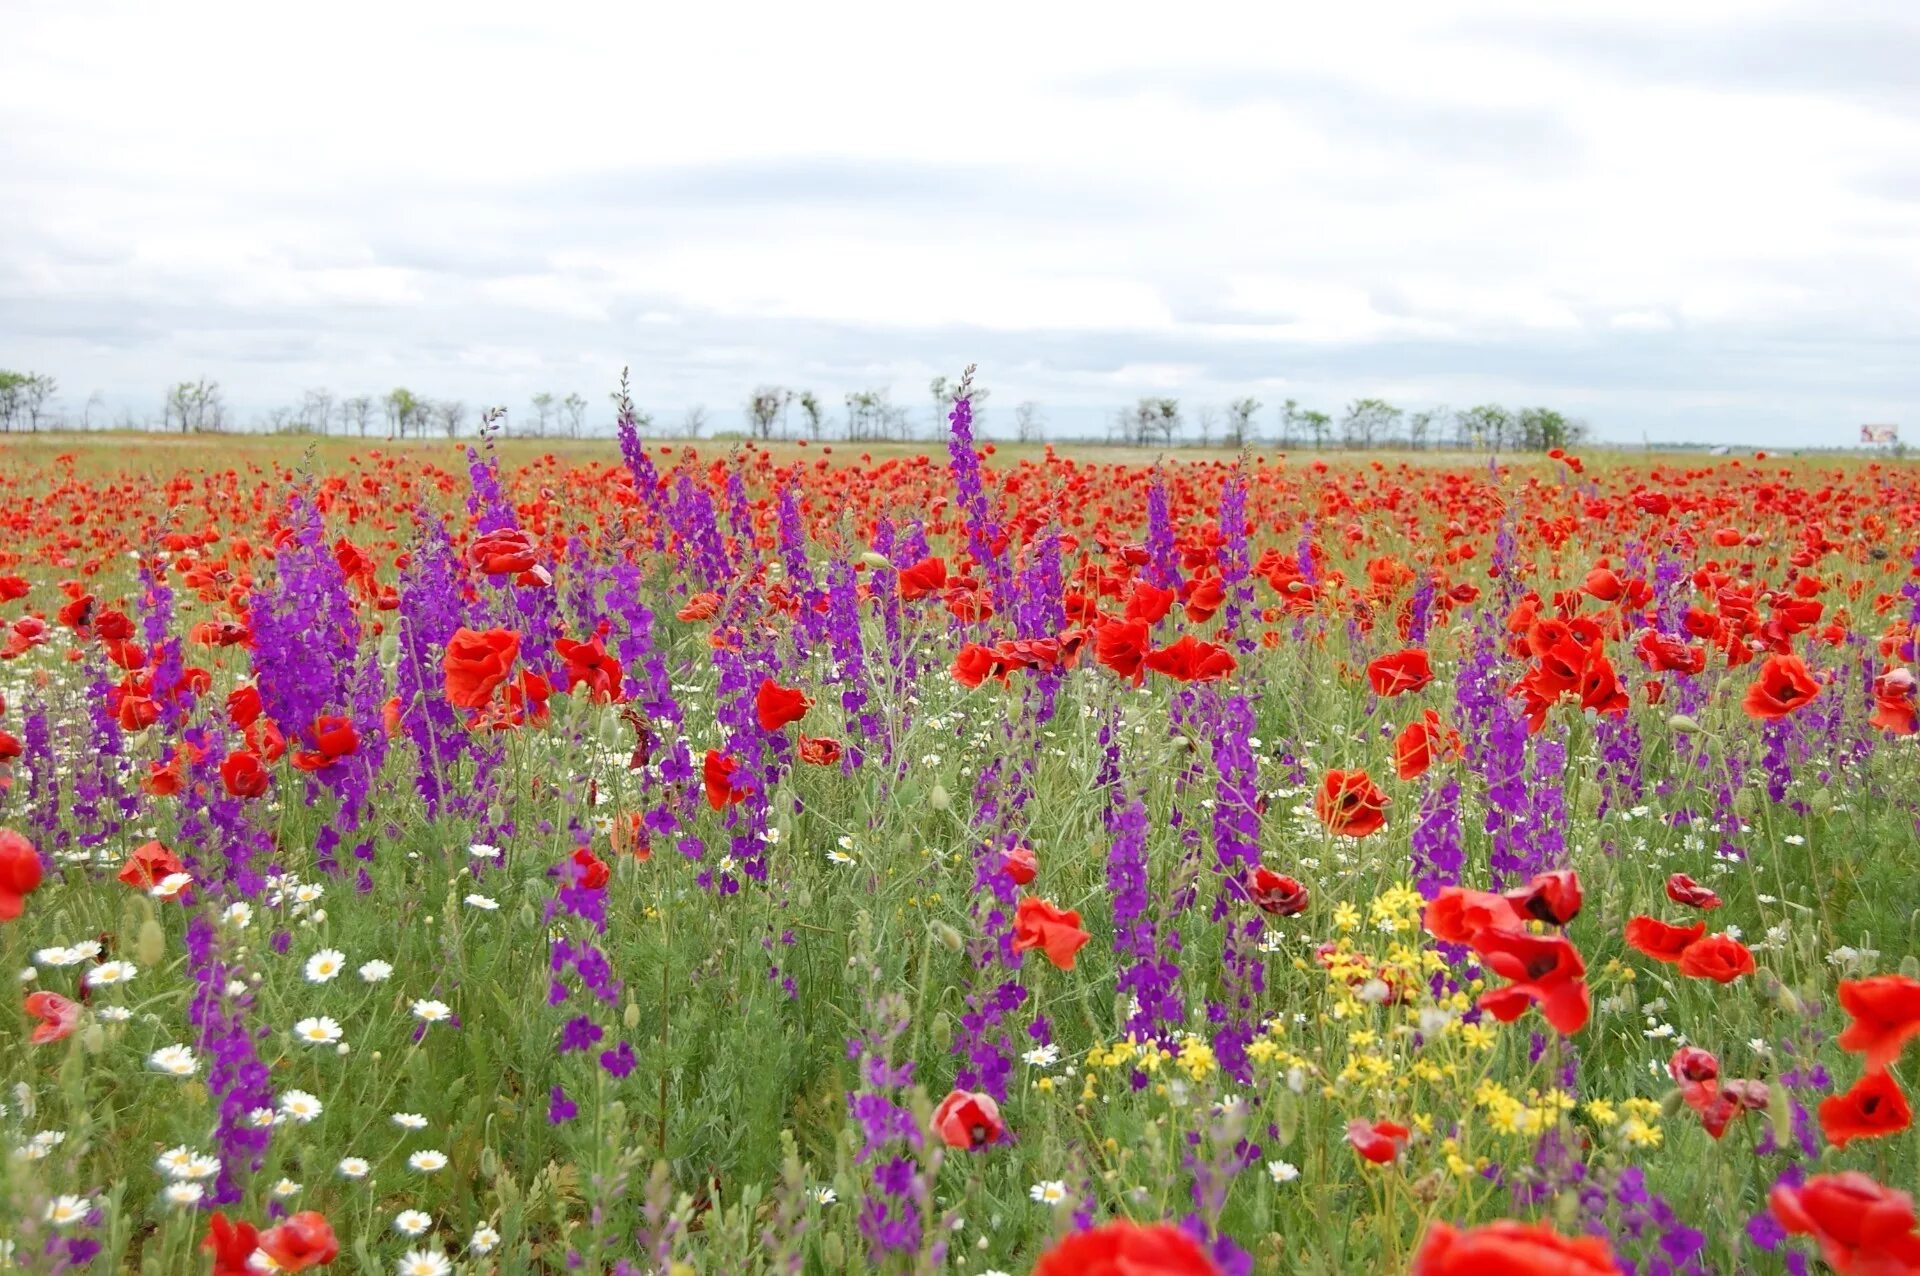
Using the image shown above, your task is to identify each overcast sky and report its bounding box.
[3,0,1917,445]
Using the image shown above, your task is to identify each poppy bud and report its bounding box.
[1553,1189,1581,1230]
[1660,1087,1688,1120]
[929,782,950,812]
[1809,789,1834,817]
[137,918,165,966]
[480,1147,498,1179]
[930,1011,952,1052]
[1666,713,1701,734]
[930,920,965,953]
[378,634,398,667]
[1732,789,1759,819]
[81,1024,105,1054]
[859,552,893,572]
[821,1233,846,1270]
[624,1000,641,1030]
[1903,955,1920,981]
[596,712,623,749]
[1767,1080,1794,1147]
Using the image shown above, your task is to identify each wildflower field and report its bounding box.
[3,392,1920,1276]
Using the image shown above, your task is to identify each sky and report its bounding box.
[2,0,1917,446]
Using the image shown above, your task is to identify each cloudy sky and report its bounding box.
[3,0,1916,445]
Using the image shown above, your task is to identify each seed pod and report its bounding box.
[1667,714,1702,734]
[859,552,893,572]
[136,918,165,967]
[624,1000,642,1030]
[929,921,965,954]
[929,782,950,812]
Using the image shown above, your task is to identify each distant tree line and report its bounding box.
[0,367,1588,452]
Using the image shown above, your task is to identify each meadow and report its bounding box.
[1,400,1918,1275]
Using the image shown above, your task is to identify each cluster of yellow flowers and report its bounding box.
[1583,1096,1666,1148]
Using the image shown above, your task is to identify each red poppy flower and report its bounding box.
[1820,1068,1913,1149]
[1664,873,1722,910]
[1583,565,1625,603]
[702,749,751,809]
[1094,619,1152,685]
[566,847,610,891]
[290,715,358,772]
[1012,896,1091,970]
[118,839,184,890]
[220,750,270,799]
[1677,932,1756,983]
[1838,975,1920,1070]
[1125,580,1176,626]
[1001,845,1038,886]
[1346,1117,1412,1164]
[1770,1172,1920,1276]
[1393,709,1459,780]
[203,1212,261,1276]
[1743,652,1821,720]
[468,527,549,585]
[1247,867,1309,916]
[1471,927,1590,1035]
[676,592,721,622]
[931,1088,1005,1150]
[256,1211,339,1272]
[1423,888,1522,945]
[1411,1219,1617,1276]
[1502,869,1582,926]
[1032,1220,1220,1276]
[555,634,626,704]
[1669,1046,1720,1085]
[1143,635,1237,684]
[1624,916,1707,964]
[1869,668,1917,736]
[897,556,949,600]
[227,684,263,729]
[1366,648,1433,697]
[1314,769,1388,838]
[25,990,80,1044]
[797,735,842,766]
[443,627,520,709]
[755,678,812,731]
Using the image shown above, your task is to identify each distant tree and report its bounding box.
[1516,406,1572,452]
[1225,397,1260,449]
[341,396,374,437]
[1407,407,1440,451]
[796,391,823,438]
[301,388,335,434]
[1195,405,1217,448]
[561,392,588,438]
[1278,398,1299,449]
[1458,404,1512,452]
[165,379,225,433]
[682,405,709,438]
[931,376,990,436]
[17,374,55,431]
[1300,409,1332,449]
[434,400,468,438]
[747,386,789,440]
[81,390,104,430]
[1014,400,1041,443]
[529,392,555,439]
[0,371,29,432]
[1341,397,1401,450]
[385,388,422,439]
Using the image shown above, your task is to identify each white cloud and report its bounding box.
[0,0,1915,445]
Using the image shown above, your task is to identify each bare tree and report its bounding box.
[796,391,823,438]
[1278,398,1299,448]
[681,405,709,438]
[1014,400,1041,443]
[561,392,588,438]
[434,400,468,438]
[1195,405,1217,448]
[530,393,555,438]
[747,386,789,439]
[341,396,374,437]
[81,390,104,430]
[165,379,225,433]
[301,387,335,434]
[1225,397,1259,449]
[1340,398,1401,450]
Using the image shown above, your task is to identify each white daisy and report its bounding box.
[397,1252,451,1276]
[411,999,451,1023]
[464,894,498,911]
[95,1004,131,1022]
[44,1195,88,1227]
[809,1186,837,1205]
[394,1209,433,1236]
[149,1044,197,1076]
[151,872,194,900]
[222,902,255,929]
[294,1017,343,1046]
[359,959,393,983]
[338,1156,371,1179]
[164,1182,205,1207]
[272,1178,302,1198]
[278,1090,324,1123]
[1267,1160,1300,1184]
[469,1226,500,1255]
[183,1154,222,1181]
[304,949,346,983]
[392,1112,429,1130]
[408,1149,448,1173]
[468,843,502,859]
[1029,1180,1068,1205]
[87,960,138,987]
